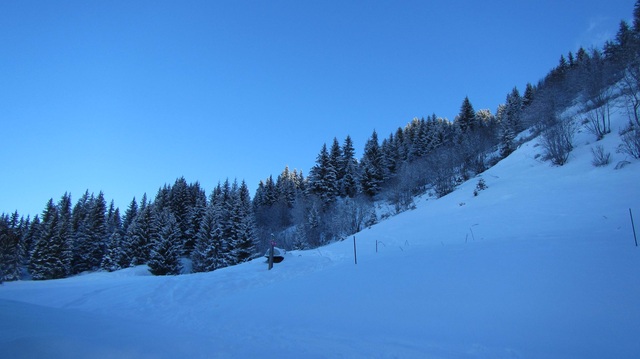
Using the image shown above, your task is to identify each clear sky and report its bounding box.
[1,0,635,217]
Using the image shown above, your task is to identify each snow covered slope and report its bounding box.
[1,113,639,359]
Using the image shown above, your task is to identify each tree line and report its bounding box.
[1,178,255,280]
[2,1,640,281]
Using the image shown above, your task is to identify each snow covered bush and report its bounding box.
[584,106,611,141]
[540,118,577,166]
[591,144,611,167]
[618,125,640,159]
[474,178,488,196]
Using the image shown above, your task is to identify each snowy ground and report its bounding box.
[1,113,640,358]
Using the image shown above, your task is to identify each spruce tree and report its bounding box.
[231,181,256,264]
[148,210,182,276]
[57,193,73,276]
[0,213,22,281]
[263,176,277,206]
[341,135,359,198]
[192,204,220,273]
[394,127,408,162]
[121,220,138,268]
[505,87,523,135]
[21,216,40,271]
[71,191,91,274]
[101,230,126,272]
[122,197,138,234]
[30,199,67,280]
[456,97,477,134]
[329,138,344,187]
[360,131,384,197]
[106,201,122,238]
[497,104,516,158]
[86,192,108,271]
[382,133,400,176]
[217,179,235,267]
[308,143,338,205]
[169,177,190,253]
[276,166,297,208]
[634,0,640,33]
[129,202,156,265]
[184,188,207,255]
[523,83,535,109]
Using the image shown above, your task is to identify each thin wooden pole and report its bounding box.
[353,236,358,264]
[630,208,638,247]
[268,234,275,270]
[268,243,274,270]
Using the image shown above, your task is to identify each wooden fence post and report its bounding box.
[268,234,275,270]
[630,208,638,247]
[268,243,274,270]
[353,236,358,265]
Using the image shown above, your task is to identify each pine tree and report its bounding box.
[148,210,182,276]
[576,47,590,66]
[231,180,256,264]
[85,192,108,271]
[101,230,126,272]
[184,188,207,255]
[497,104,516,158]
[129,202,156,266]
[106,201,122,237]
[253,180,267,208]
[605,20,636,66]
[395,125,409,163]
[523,83,535,109]
[71,191,91,274]
[192,203,221,273]
[154,184,171,214]
[122,197,138,234]
[263,176,277,206]
[407,118,427,159]
[456,97,477,134]
[21,216,40,271]
[329,138,344,187]
[169,177,190,253]
[276,166,297,208]
[57,193,73,276]
[558,54,569,74]
[381,134,399,178]
[0,212,22,281]
[308,143,338,205]
[216,180,235,267]
[341,135,359,197]
[121,221,138,268]
[505,87,523,135]
[634,0,640,33]
[29,199,67,280]
[360,130,384,197]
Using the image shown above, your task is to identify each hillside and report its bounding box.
[1,111,639,358]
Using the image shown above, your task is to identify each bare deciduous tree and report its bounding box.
[591,144,611,166]
[619,66,640,127]
[618,126,640,159]
[540,118,577,166]
[583,92,613,140]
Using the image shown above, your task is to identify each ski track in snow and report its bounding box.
[1,111,640,358]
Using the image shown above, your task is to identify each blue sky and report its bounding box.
[0,0,635,217]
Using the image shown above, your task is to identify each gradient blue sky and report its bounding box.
[1,0,635,217]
